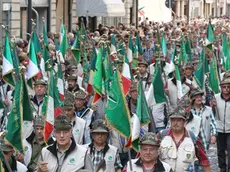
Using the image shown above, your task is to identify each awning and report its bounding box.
[76,0,125,17]
[20,0,49,7]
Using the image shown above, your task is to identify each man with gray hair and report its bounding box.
[36,114,93,172]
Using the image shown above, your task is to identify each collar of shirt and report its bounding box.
[191,104,205,116]
[56,140,72,153]
[32,137,45,146]
[135,158,165,172]
[220,93,230,102]
[168,129,189,148]
[139,72,148,79]
[75,107,87,117]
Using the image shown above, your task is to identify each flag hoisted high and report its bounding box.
[2,31,15,87]
[57,62,64,101]
[122,56,132,95]
[111,34,117,54]
[26,41,39,87]
[132,81,151,151]
[42,70,63,141]
[146,64,167,107]
[209,55,220,94]
[127,34,133,62]
[105,70,131,140]
[60,25,69,58]
[194,49,205,90]
[92,47,103,104]
[71,33,81,63]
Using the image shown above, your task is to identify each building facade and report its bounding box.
[0,0,79,47]
[0,0,135,48]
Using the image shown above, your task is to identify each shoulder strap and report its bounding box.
[80,108,90,118]
[187,130,198,145]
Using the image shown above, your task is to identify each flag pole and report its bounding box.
[127,148,133,171]
[0,132,12,172]
[0,149,12,172]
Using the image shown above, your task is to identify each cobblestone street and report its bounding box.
[208,144,219,172]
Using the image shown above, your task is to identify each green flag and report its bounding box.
[222,32,227,58]
[225,41,230,70]
[26,41,39,88]
[161,32,167,57]
[71,33,81,63]
[132,81,151,151]
[152,65,167,103]
[32,30,41,55]
[80,22,87,41]
[111,34,117,53]
[92,47,103,104]
[43,20,48,46]
[206,22,214,45]
[185,39,192,61]
[2,31,15,87]
[60,25,69,58]
[102,46,113,92]
[209,55,220,94]
[5,74,33,152]
[146,64,167,106]
[105,70,131,139]
[179,36,188,64]
[194,49,205,89]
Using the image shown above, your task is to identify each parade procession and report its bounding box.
[1,0,230,171]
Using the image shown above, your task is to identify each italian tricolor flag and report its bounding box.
[26,41,39,86]
[57,63,64,101]
[43,70,63,141]
[2,31,15,87]
[122,56,131,95]
[111,34,117,54]
[127,35,133,62]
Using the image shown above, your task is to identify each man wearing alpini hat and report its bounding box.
[23,116,54,171]
[63,90,86,144]
[37,114,93,172]
[85,119,122,172]
[189,88,217,151]
[0,137,28,172]
[75,89,95,144]
[124,132,172,172]
[31,79,47,116]
[159,106,211,172]
[134,59,151,93]
[67,74,79,94]
[212,78,230,172]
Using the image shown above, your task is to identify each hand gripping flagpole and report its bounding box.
[0,132,13,172]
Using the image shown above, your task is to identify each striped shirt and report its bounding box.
[191,105,217,151]
[143,48,154,64]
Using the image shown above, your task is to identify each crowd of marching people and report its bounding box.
[0,15,230,171]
